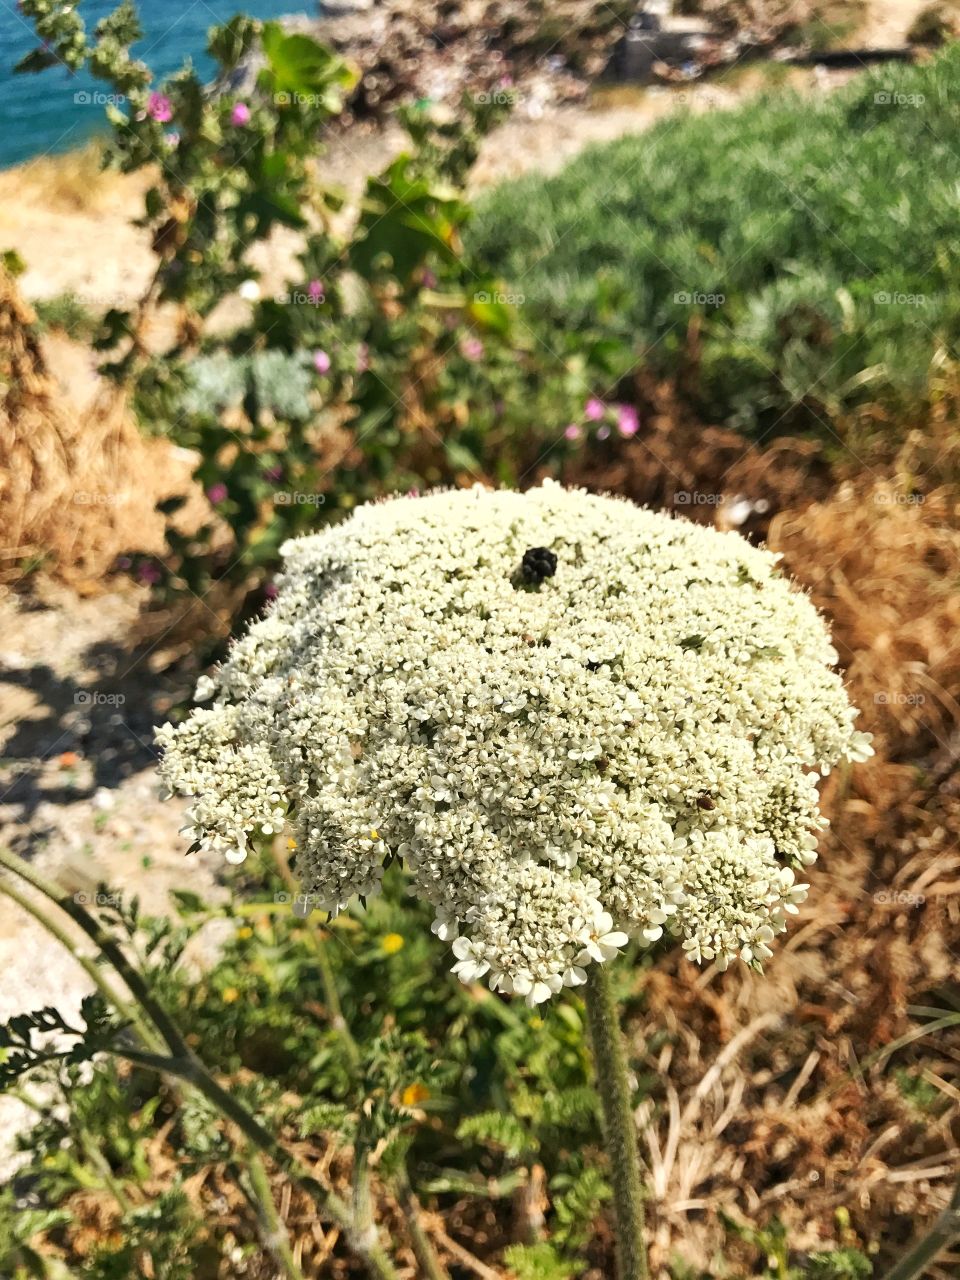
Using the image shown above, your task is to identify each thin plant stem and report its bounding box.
[270,840,361,1069]
[78,1130,134,1215]
[393,1164,451,1280]
[353,1115,376,1242]
[0,847,186,1057]
[245,1148,308,1280]
[880,1172,960,1280]
[583,962,649,1280]
[0,847,401,1280]
[0,873,157,1050]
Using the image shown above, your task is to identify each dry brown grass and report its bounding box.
[0,265,202,593]
[0,141,125,215]
[580,428,960,1276]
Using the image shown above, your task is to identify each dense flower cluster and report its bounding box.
[159,482,870,1002]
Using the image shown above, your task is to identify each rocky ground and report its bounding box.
[0,587,228,1177]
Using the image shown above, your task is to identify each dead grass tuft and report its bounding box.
[0,265,202,593]
[615,438,960,1275]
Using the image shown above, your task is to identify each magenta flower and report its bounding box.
[421,269,438,288]
[147,92,173,123]
[164,131,180,148]
[307,278,325,304]
[313,350,331,374]
[460,336,484,362]
[137,562,162,585]
[263,465,283,483]
[264,582,279,600]
[230,101,251,127]
[564,423,582,441]
[206,483,228,504]
[584,397,605,422]
[617,404,639,437]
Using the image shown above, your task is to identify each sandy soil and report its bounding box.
[0,587,227,1177]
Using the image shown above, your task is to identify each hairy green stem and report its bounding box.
[0,847,186,1056]
[393,1165,451,1280]
[583,963,649,1280]
[881,1172,960,1280]
[353,1116,376,1242]
[0,872,157,1050]
[270,841,361,1069]
[245,1149,307,1280]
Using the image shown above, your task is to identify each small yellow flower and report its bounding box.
[237,926,253,940]
[381,932,404,955]
[370,828,380,840]
[222,986,240,1004]
[287,838,297,850]
[401,1082,430,1107]
[528,1017,544,1030]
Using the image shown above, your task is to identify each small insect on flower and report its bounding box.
[520,546,558,585]
[158,482,871,1005]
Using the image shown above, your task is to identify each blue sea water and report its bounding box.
[0,0,305,169]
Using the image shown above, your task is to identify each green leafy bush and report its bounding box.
[468,47,960,437]
[16,1,593,607]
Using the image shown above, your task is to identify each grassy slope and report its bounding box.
[469,48,960,435]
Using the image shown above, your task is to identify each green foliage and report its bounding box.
[503,1241,586,1280]
[805,1249,873,1279]
[457,1109,534,1158]
[2,249,26,278]
[714,1215,873,1280]
[0,996,124,1089]
[469,46,960,438]
[0,1189,71,1280]
[16,0,589,606]
[32,292,99,341]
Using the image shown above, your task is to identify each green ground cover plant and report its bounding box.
[468,48,960,438]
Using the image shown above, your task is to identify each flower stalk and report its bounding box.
[583,962,649,1280]
[880,1171,960,1280]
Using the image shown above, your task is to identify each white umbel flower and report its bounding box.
[158,482,870,1000]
